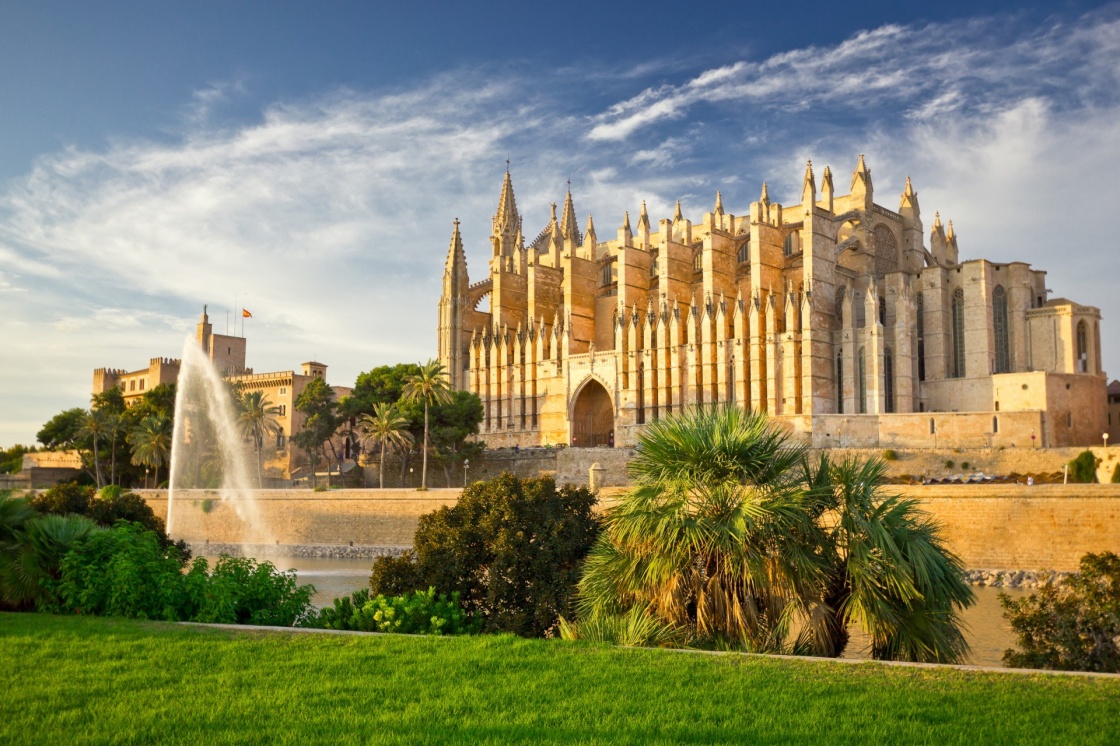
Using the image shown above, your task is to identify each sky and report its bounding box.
[2,0,1118,446]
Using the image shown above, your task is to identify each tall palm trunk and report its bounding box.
[256,439,263,489]
[421,400,429,489]
[379,439,387,489]
[92,437,104,488]
[110,440,117,486]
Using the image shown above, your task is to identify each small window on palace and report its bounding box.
[279,387,286,395]
[992,416,999,434]
[929,418,936,435]
[1067,412,1073,428]
[130,380,136,391]
[139,380,145,391]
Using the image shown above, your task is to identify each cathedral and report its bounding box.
[438,157,1107,449]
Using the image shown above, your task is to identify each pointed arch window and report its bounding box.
[993,285,1010,373]
[1077,320,1088,373]
[878,296,886,326]
[835,287,845,330]
[855,292,866,329]
[884,347,895,413]
[858,347,867,414]
[737,240,750,264]
[916,292,926,381]
[783,232,800,257]
[951,288,966,378]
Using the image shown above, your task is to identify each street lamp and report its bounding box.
[463,459,470,488]
[1105,433,1110,449]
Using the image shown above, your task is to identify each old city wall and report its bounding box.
[140,481,1120,572]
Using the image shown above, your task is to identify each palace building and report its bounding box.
[92,308,354,480]
[438,157,1107,449]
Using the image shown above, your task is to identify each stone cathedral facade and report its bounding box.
[438,157,1107,449]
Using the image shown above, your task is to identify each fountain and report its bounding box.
[167,334,266,543]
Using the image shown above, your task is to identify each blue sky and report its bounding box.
[1,1,1118,446]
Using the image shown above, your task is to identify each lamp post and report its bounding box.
[463,459,470,488]
[409,467,414,488]
[1105,432,1110,449]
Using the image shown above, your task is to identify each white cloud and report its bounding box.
[3,7,1120,445]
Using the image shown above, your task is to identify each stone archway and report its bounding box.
[571,379,614,448]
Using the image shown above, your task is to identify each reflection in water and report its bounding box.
[219,553,1029,667]
[842,586,1026,667]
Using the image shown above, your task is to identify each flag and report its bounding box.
[242,309,253,318]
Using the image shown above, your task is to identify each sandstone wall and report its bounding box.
[141,483,1120,573]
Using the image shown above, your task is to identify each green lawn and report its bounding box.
[3,614,1118,745]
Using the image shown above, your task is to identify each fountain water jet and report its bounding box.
[167,335,267,543]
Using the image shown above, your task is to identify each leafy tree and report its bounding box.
[429,390,484,487]
[369,473,600,637]
[292,377,341,488]
[569,406,973,662]
[36,408,88,451]
[129,415,173,488]
[1001,552,1120,672]
[402,360,453,490]
[236,390,282,487]
[359,403,414,489]
[1068,450,1099,483]
[338,363,422,420]
[0,444,36,474]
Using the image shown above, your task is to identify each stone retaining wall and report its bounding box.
[141,483,1120,574]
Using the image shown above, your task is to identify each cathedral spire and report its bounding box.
[674,200,684,222]
[801,159,816,205]
[821,165,834,211]
[714,191,724,216]
[444,218,466,276]
[760,182,770,205]
[584,214,597,255]
[492,169,520,256]
[850,153,873,205]
[619,210,633,247]
[560,187,580,246]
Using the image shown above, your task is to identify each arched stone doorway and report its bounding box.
[571,379,614,448]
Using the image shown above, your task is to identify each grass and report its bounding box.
[3,614,1119,744]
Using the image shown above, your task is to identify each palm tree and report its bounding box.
[571,405,974,662]
[236,390,282,488]
[574,405,828,652]
[401,360,452,490]
[358,403,415,489]
[129,415,173,489]
[104,413,122,487]
[79,409,107,488]
[0,513,99,609]
[803,454,974,662]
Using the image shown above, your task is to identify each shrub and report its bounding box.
[882,449,898,461]
[1112,463,1120,484]
[368,550,424,597]
[1001,552,1120,672]
[305,587,478,635]
[369,472,600,637]
[945,460,955,470]
[1068,450,1099,483]
[50,522,313,626]
[961,462,970,471]
[0,512,99,609]
[32,484,188,559]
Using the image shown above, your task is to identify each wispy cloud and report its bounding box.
[2,7,1120,445]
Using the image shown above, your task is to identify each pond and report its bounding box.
[227,555,1029,668]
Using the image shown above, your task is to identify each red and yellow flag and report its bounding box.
[242,309,253,318]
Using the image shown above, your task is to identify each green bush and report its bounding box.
[49,522,313,626]
[368,473,600,637]
[1001,552,1120,672]
[1112,463,1120,483]
[305,587,478,635]
[945,460,955,470]
[31,484,188,558]
[961,462,970,471]
[882,449,898,461]
[1068,450,1099,483]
